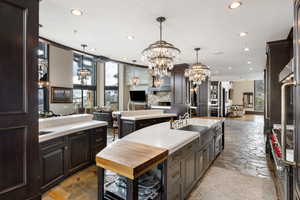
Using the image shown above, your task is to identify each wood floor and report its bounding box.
[43,114,277,200]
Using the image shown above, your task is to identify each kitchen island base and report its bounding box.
[97,119,224,200]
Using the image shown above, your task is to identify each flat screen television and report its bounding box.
[130,90,146,102]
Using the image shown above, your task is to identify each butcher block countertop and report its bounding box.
[96,140,168,179]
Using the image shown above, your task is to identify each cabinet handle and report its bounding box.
[65,146,68,150]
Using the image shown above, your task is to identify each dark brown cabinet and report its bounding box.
[39,127,107,193]
[171,64,189,104]
[265,35,293,133]
[90,127,107,163]
[40,137,67,192]
[119,117,173,138]
[208,140,215,164]
[195,149,204,179]
[182,151,196,197]
[202,144,210,171]
[0,0,39,199]
[68,132,91,174]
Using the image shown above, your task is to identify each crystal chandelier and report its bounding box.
[185,48,210,85]
[77,44,91,84]
[154,77,163,87]
[142,17,180,77]
[130,61,140,86]
[131,76,140,86]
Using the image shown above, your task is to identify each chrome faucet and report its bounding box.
[170,113,190,129]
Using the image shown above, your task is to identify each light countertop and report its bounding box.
[150,106,171,109]
[39,114,107,143]
[121,113,177,120]
[112,109,177,121]
[122,118,223,154]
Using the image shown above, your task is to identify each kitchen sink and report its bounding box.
[178,125,208,133]
[39,131,53,136]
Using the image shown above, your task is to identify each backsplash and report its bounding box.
[148,91,171,106]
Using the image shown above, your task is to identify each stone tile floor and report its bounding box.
[188,115,278,200]
[43,115,278,200]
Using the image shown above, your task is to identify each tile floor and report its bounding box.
[43,115,278,200]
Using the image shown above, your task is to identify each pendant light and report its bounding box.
[185,48,210,85]
[77,44,91,85]
[130,60,140,86]
[142,17,181,77]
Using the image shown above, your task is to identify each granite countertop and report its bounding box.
[39,114,108,143]
[122,118,223,154]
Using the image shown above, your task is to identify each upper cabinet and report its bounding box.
[264,29,293,131]
[171,64,189,104]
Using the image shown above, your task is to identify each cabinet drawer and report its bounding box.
[169,150,183,166]
[182,139,198,155]
[40,137,65,150]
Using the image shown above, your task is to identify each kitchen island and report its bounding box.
[96,117,224,200]
[115,110,177,138]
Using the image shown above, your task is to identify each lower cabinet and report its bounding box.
[40,137,68,192]
[40,126,107,192]
[196,149,204,179]
[202,144,210,171]
[68,131,91,174]
[208,140,215,164]
[119,117,173,138]
[182,151,196,197]
[166,126,224,200]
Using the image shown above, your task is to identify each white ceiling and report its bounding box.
[39,0,293,81]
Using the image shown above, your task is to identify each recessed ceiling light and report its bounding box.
[249,67,253,71]
[244,47,250,51]
[228,66,232,70]
[229,1,242,9]
[247,61,252,64]
[71,9,83,16]
[127,35,135,40]
[239,32,248,37]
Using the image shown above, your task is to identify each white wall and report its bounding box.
[232,80,254,110]
[49,45,74,115]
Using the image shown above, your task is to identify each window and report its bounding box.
[254,80,264,112]
[38,41,49,112]
[73,54,96,86]
[73,53,97,108]
[104,62,119,109]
